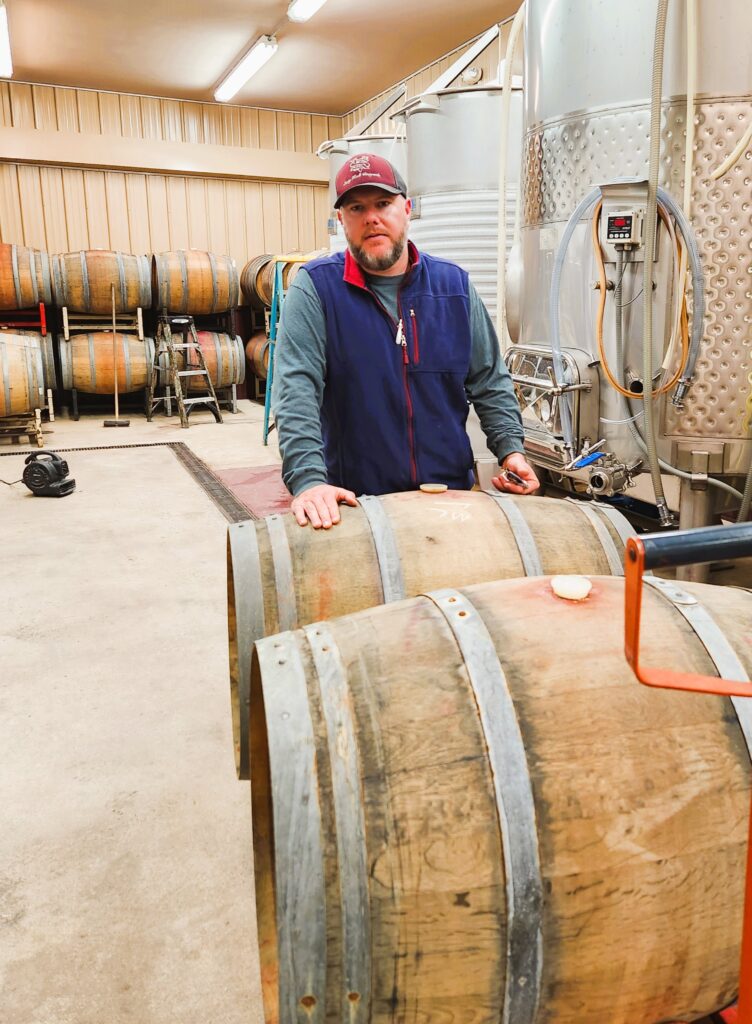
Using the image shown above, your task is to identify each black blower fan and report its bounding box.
[22,451,76,497]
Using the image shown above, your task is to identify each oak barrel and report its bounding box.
[228,489,634,778]
[13,330,56,392]
[240,254,274,309]
[151,250,240,313]
[0,243,53,311]
[250,574,752,1024]
[239,251,321,309]
[59,332,155,393]
[245,332,270,379]
[51,250,151,314]
[284,247,328,289]
[187,331,245,391]
[0,332,46,414]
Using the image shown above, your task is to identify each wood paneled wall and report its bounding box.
[0,82,341,153]
[0,163,330,260]
[341,22,519,136]
[0,82,343,261]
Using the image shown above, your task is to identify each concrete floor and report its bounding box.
[1,401,275,1024]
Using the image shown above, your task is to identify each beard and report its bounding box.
[346,226,408,272]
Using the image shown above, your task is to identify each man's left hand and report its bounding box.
[491,452,540,495]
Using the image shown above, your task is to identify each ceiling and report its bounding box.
[6,0,519,115]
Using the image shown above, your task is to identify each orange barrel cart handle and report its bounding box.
[624,523,752,1024]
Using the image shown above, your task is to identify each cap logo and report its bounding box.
[349,155,371,173]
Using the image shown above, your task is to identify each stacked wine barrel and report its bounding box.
[240,249,327,383]
[162,331,245,392]
[51,250,153,397]
[228,489,752,1024]
[0,243,53,312]
[151,250,240,315]
[52,250,151,314]
[0,330,47,415]
[150,250,244,396]
[0,243,56,416]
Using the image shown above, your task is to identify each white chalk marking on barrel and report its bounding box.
[255,631,327,1024]
[644,576,752,758]
[304,623,371,1022]
[426,588,543,1024]
[358,494,406,603]
[484,491,543,576]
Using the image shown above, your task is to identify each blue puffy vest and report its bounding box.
[305,243,475,496]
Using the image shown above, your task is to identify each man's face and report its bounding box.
[338,187,412,272]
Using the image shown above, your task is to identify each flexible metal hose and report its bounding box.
[643,0,671,523]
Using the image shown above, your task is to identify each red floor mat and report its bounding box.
[215,465,292,519]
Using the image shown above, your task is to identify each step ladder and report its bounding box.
[146,314,223,428]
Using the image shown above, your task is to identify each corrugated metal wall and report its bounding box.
[0,82,343,260]
[341,23,518,135]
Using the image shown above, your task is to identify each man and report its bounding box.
[272,153,539,529]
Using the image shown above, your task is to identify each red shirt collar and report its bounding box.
[343,241,420,289]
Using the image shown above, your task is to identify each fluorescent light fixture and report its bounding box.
[287,0,329,23]
[0,1,13,79]
[214,34,277,102]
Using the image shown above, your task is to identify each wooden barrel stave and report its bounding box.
[59,332,154,393]
[228,491,633,780]
[12,330,57,392]
[240,254,273,309]
[0,243,53,311]
[152,250,240,313]
[240,250,329,309]
[245,332,270,379]
[51,250,151,314]
[0,332,46,414]
[187,331,245,391]
[250,574,752,1024]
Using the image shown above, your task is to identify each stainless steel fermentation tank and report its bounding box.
[401,85,523,324]
[317,135,408,252]
[510,0,752,521]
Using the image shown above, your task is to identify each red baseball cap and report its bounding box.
[334,153,407,208]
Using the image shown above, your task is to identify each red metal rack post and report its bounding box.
[625,523,752,1024]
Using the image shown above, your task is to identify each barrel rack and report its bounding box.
[0,409,44,448]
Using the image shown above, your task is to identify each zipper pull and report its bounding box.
[395,318,405,347]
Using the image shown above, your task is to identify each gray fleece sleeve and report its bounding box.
[271,268,329,496]
[465,282,525,464]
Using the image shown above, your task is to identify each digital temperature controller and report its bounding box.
[606,210,643,245]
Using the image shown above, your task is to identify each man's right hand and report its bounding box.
[291,484,359,529]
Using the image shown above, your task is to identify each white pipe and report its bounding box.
[496,1,525,351]
[711,120,752,181]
